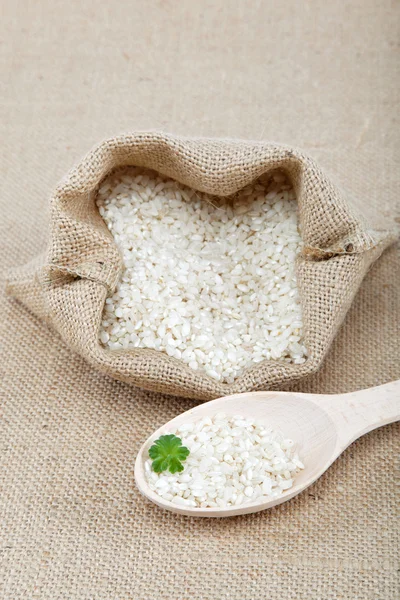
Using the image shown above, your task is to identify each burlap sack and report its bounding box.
[6,132,397,400]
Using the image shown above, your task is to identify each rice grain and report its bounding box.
[97,168,307,382]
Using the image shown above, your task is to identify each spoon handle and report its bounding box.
[314,380,400,451]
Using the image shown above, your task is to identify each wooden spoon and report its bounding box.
[134,380,400,517]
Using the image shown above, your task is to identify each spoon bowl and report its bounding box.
[135,380,400,517]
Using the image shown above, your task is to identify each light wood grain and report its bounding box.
[134,380,400,517]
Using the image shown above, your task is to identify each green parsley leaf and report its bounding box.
[148,434,190,474]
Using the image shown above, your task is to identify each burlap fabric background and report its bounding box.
[1,1,399,598]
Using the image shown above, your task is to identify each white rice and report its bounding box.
[97,167,307,383]
[144,413,304,509]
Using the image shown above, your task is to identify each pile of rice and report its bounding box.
[97,167,306,382]
[144,413,305,509]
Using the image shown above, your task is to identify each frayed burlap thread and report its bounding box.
[6,133,397,400]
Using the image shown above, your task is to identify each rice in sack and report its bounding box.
[6,133,397,399]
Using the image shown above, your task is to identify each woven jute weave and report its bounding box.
[5,133,397,400]
[1,1,399,599]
